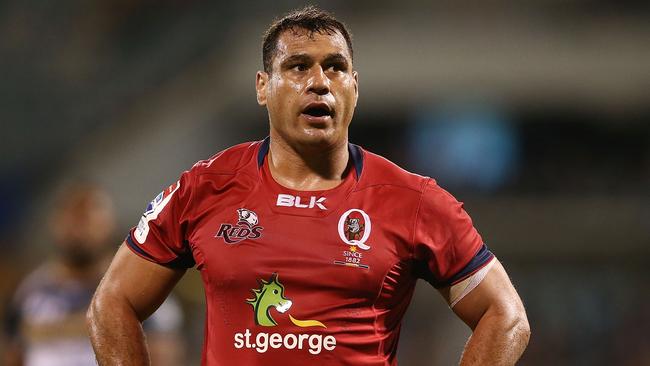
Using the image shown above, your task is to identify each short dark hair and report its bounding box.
[262,6,353,73]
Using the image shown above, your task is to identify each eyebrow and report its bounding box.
[281,54,312,67]
[322,53,348,65]
[280,53,350,67]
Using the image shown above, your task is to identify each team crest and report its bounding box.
[237,208,258,227]
[215,208,264,244]
[334,209,372,270]
[337,209,371,250]
[345,217,364,241]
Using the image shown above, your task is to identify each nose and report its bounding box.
[307,66,330,95]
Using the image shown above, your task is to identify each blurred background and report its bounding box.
[1,0,648,365]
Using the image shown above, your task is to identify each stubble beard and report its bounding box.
[271,121,347,156]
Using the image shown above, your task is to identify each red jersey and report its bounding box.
[127,138,493,365]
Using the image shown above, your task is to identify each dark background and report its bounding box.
[1,1,648,364]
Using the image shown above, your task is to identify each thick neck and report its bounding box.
[268,132,350,191]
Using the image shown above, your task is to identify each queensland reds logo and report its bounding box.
[345,218,363,241]
[215,208,264,244]
[337,209,371,250]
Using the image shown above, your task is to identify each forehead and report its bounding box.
[274,28,351,62]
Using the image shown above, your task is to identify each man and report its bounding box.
[87,6,530,365]
[3,183,185,366]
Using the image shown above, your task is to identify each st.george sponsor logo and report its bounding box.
[234,329,335,355]
[234,273,336,355]
[215,208,264,244]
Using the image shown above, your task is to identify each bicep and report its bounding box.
[444,259,525,330]
[95,242,186,321]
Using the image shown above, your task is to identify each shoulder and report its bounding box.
[146,140,262,215]
[173,140,263,191]
[11,262,58,303]
[189,140,262,177]
[356,146,462,212]
[355,146,429,194]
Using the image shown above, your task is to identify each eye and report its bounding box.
[292,63,308,72]
[273,289,279,294]
[326,62,347,72]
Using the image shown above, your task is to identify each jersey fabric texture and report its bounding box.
[127,137,494,366]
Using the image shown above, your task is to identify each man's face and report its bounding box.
[256,28,358,149]
[51,189,115,267]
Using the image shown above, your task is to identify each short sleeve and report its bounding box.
[127,171,195,269]
[413,179,493,288]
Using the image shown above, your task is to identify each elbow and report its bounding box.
[86,293,101,336]
[512,312,531,347]
[504,303,531,348]
[485,301,531,346]
[85,286,143,332]
[86,287,115,336]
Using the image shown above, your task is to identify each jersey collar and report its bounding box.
[256,137,363,217]
[256,136,363,181]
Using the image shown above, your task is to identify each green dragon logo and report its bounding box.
[246,273,325,328]
[246,273,292,326]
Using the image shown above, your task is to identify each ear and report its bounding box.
[352,70,359,107]
[256,71,269,106]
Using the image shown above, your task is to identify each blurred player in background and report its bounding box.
[2,183,184,366]
[88,6,529,365]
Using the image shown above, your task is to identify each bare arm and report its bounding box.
[443,259,530,365]
[86,242,185,366]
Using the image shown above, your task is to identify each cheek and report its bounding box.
[284,83,302,105]
[269,81,300,110]
[339,76,356,94]
[337,81,358,106]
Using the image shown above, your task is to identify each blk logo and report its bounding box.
[276,194,327,210]
[215,208,264,244]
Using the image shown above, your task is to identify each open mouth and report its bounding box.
[302,103,333,119]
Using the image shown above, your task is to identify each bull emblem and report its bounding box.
[237,208,258,227]
[345,218,364,241]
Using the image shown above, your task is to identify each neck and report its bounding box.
[268,132,349,191]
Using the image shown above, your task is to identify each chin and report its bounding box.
[271,123,345,151]
[297,128,342,147]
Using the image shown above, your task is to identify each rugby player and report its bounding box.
[87,6,530,365]
[3,184,184,366]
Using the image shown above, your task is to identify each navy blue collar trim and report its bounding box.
[256,137,363,181]
[257,136,271,168]
[348,143,363,179]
